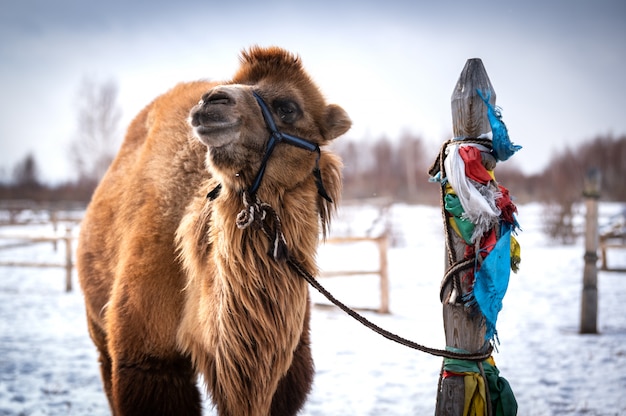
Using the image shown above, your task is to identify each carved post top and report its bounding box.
[451,58,496,139]
[583,167,602,199]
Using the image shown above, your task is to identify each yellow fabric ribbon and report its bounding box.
[463,371,487,416]
[510,235,521,272]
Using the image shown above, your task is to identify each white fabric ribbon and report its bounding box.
[444,142,501,242]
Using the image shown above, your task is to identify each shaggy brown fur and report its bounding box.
[77,46,351,416]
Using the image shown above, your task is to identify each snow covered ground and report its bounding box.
[0,202,625,415]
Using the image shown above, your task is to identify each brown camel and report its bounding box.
[77,46,351,416]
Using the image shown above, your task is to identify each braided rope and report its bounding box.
[231,186,493,361]
[287,257,493,361]
[237,192,288,261]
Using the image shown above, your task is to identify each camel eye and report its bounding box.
[273,99,301,124]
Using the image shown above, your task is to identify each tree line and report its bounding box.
[3,130,623,206]
[334,133,626,204]
[0,78,120,203]
[1,79,624,214]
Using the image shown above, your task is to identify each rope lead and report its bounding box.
[234,191,493,361]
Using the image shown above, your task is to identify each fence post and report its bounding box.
[64,226,73,292]
[377,234,390,314]
[580,168,601,334]
[435,58,495,415]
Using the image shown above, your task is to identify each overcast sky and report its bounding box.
[1,0,625,183]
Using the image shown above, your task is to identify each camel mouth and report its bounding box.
[192,120,242,149]
[194,121,241,136]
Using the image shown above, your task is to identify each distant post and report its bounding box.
[435,58,494,415]
[580,168,601,334]
[64,226,73,292]
[377,234,390,314]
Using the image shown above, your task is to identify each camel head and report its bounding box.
[189,46,351,201]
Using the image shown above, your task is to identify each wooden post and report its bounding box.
[435,58,495,415]
[377,234,390,314]
[580,168,601,334]
[64,226,73,292]
[51,210,58,233]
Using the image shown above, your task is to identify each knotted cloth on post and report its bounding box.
[443,347,518,416]
[429,88,522,343]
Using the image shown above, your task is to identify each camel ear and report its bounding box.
[317,151,343,238]
[322,104,351,141]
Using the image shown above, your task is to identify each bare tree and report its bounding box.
[69,77,122,188]
[0,166,7,184]
[371,137,395,197]
[9,152,43,200]
[13,153,41,190]
[397,132,430,203]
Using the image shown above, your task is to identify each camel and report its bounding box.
[77,46,351,416]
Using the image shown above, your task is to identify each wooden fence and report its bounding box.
[0,201,392,307]
[0,202,85,292]
[600,236,626,272]
[0,227,75,292]
[0,200,84,227]
[320,234,390,314]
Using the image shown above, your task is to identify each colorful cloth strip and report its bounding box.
[443,348,518,416]
[442,139,520,342]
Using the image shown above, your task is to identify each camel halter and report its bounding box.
[249,91,332,202]
[206,91,334,261]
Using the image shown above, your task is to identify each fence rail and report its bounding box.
[0,228,392,304]
[0,203,392,304]
[319,234,389,314]
[0,200,85,230]
[0,227,74,292]
[600,239,626,272]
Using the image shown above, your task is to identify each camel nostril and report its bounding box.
[203,90,234,105]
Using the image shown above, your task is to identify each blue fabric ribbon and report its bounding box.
[473,222,513,341]
[476,89,522,162]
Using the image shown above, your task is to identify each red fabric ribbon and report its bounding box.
[458,146,492,184]
[442,370,465,379]
[497,185,517,225]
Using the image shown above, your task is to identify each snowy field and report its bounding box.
[0,202,625,415]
